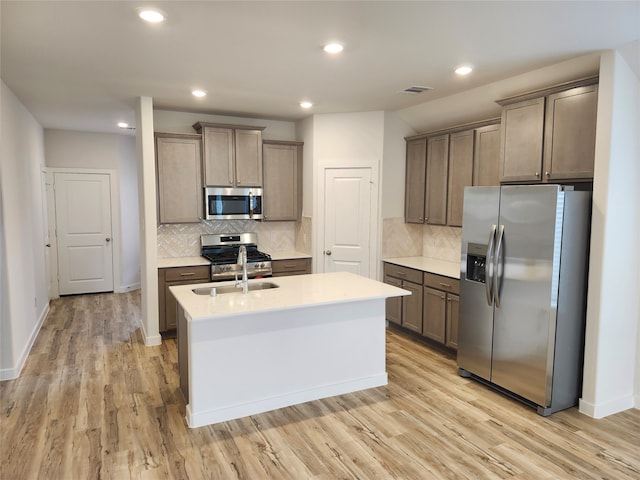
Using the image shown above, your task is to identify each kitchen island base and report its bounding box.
[179,297,388,428]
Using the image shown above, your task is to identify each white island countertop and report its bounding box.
[170,271,409,322]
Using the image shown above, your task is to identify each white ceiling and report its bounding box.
[2,1,639,135]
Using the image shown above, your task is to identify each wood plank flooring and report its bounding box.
[1,290,639,479]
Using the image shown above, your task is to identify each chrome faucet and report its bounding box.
[236,245,248,294]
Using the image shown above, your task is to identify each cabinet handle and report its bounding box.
[439,282,451,288]
[545,171,550,177]
[396,271,406,277]
[180,272,196,276]
[535,172,540,177]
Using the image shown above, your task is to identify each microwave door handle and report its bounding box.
[249,191,254,218]
[485,224,496,306]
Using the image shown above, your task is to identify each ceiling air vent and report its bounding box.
[402,86,433,95]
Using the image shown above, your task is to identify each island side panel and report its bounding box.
[185,298,387,428]
[177,303,189,403]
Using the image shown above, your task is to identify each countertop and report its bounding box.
[383,256,460,279]
[169,271,409,322]
[157,252,311,269]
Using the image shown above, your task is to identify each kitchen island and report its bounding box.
[169,271,409,428]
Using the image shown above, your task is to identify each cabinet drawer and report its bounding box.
[383,263,423,284]
[163,265,210,282]
[423,272,459,294]
[272,258,311,275]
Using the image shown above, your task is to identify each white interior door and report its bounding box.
[54,172,114,295]
[323,168,372,276]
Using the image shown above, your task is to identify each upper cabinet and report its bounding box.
[405,138,427,224]
[262,140,303,221]
[155,133,203,224]
[447,130,474,226]
[193,122,265,187]
[473,123,501,187]
[497,77,598,184]
[425,134,449,225]
[405,119,501,226]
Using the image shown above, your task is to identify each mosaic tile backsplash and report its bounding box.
[157,220,299,258]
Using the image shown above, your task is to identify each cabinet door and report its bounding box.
[423,286,446,343]
[500,98,545,183]
[447,130,474,226]
[401,281,423,333]
[425,134,449,225]
[156,134,202,224]
[405,138,427,223]
[473,123,501,186]
[263,142,300,221]
[202,127,234,186]
[384,275,403,326]
[543,84,598,181]
[445,293,459,349]
[235,129,263,187]
[272,258,311,276]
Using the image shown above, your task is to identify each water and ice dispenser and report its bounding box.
[466,243,487,283]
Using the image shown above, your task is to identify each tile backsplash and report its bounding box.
[157,220,299,257]
[382,217,461,263]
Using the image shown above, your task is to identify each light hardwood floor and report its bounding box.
[1,291,639,479]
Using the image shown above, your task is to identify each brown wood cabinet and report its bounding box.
[473,123,502,186]
[422,272,460,349]
[262,141,303,221]
[404,138,427,224]
[425,134,449,225]
[498,78,598,184]
[447,130,474,226]
[193,122,265,187]
[271,258,311,277]
[383,263,423,333]
[155,133,203,224]
[405,119,500,226]
[158,265,210,332]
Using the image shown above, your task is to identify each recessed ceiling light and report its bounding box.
[117,122,129,129]
[192,89,207,97]
[137,8,166,23]
[323,43,344,54]
[299,101,313,109]
[455,65,473,75]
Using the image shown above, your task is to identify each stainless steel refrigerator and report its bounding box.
[457,184,591,416]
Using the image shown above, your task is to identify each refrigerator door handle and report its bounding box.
[493,224,505,308]
[485,225,497,306]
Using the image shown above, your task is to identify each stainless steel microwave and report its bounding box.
[204,187,263,220]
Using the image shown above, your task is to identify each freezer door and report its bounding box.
[491,185,564,407]
[457,186,500,380]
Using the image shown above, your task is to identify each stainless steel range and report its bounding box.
[200,233,272,281]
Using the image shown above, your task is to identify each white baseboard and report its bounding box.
[116,282,141,293]
[186,373,388,428]
[579,394,635,418]
[0,303,49,381]
[139,320,161,347]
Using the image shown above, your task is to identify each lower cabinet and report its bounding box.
[158,265,210,332]
[384,262,460,350]
[272,258,311,277]
[383,263,423,334]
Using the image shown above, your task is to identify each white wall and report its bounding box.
[381,112,416,219]
[153,110,297,141]
[44,130,141,292]
[0,81,49,379]
[580,50,640,417]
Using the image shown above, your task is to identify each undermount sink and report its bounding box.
[192,282,280,296]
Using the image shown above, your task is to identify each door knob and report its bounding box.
[106,238,111,242]
[324,250,332,256]
[45,244,51,247]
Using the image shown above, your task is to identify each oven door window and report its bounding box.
[208,194,262,216]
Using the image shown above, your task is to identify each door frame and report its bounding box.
[314,162,381,280]
[46,168,122,298]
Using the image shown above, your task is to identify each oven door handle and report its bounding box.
[249,191,254,219]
